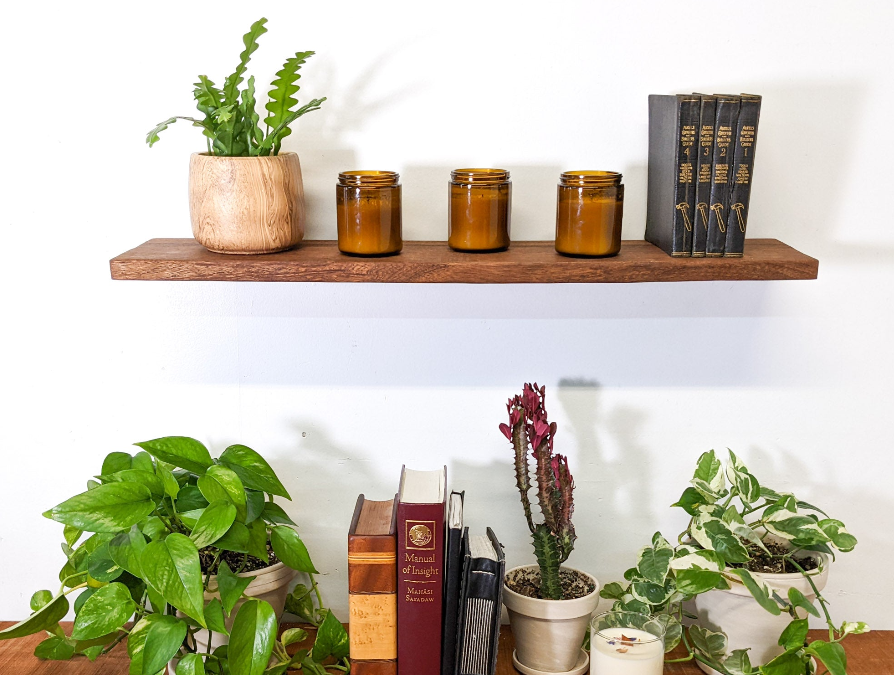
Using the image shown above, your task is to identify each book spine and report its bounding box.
[674,96,700,257]
[348,513,397,674]
[456,530,504,675]
[397,502,445,675]
[705,96,741,256]
[724,95,762,257]
[692,96,717,257]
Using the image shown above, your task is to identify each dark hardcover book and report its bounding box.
[705,95,741,256]
[397,466,447,675]
[441,491,465,675]
[692,94,717,257]
[349,495,399,675]
[645,94,700,257]
[456,528,505,675]
[724,94,762,257]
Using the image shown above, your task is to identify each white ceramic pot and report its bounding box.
[502,565,600,674]
[694,554,829,674]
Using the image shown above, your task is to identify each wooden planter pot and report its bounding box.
[189,152,306,254]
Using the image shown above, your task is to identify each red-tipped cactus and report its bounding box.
[500,383,576,599]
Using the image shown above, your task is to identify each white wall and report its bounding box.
[1,0,892,632]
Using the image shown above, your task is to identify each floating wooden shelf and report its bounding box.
[110,238,817,283]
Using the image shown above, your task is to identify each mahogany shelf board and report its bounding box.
[110,238,818,283]
[0,623,886,674]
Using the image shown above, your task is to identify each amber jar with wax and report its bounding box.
[555,171,624,257]
[448,168,511,252]
[336,171,402,256]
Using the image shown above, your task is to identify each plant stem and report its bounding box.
[788,558,835,640]
[100,630,129,655]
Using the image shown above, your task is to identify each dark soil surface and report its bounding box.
[505,567,596,600]
[729,540,820,574]
[199,542,280,575]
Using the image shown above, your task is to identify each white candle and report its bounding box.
[591,627,664,675]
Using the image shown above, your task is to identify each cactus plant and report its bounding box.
[500,383,577,600]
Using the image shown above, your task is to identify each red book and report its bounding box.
[397,466,447,675]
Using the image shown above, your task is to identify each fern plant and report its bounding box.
[146,18,326,157]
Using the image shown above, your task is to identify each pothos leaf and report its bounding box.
[636,542,673,584]
[689,624,728,661]
[730,568,781,616]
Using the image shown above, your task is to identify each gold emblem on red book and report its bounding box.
[408,524,433,547]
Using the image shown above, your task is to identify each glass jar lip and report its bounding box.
[451,168,510,184]
[589,611,665,644]
[560,170,622,186]
[338,170,400,186]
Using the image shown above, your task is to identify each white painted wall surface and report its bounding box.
[1,0,892,632]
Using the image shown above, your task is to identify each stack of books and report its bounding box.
[347,467,505,675]
[646,93,762,258]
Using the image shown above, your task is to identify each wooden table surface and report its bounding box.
[1,622,887,674]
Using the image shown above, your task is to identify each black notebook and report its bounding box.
[456,528,504,675]
[441,491,465,675]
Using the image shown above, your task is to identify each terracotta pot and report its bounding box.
[188,152,305,254]
[502,565,600,674]
[694,553,829,674]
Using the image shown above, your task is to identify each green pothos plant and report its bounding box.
[601,450,867,675]
[147,18,326,156]
[0,437,350,675]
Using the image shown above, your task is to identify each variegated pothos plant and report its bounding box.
[601,450,867,675]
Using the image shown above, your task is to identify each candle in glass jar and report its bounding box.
[555,170,624,257]
[591,627,664,675]
[448,168,511,252]
[336,171,402,256]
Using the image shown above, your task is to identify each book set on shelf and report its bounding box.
[646,93,762,258]
[347,468,505,675]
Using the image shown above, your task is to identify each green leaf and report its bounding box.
[285,584,315,623]
[141,516,168,542]
[616,598,650,615]
[30,590,54,612]
[787,587,820,618]
[673,487,713,515]
[778,619,808,650]
[723,649,753,675]
[64,524,82,548]
[80,644,104,661]
[176,485,209,512]
[731,569,781,616]
[133,451,155,473]
[764,512,830,546]
[87,543,123,582]
[109,525,148,578]
[34,636,75,660]
[229,599,277,675]
[71,583,135,640]
[600,582,627,600]
[102,452,133,475]
[691,450,727,499]
[219,445,291,499]
[261,502,296,526]
[647,613,682,653]
[74,588,96,614]
[223,18,269,105]
[245,490,266,524]
[758,648,804,675]
[671,549,725,573]
[0,594,69,640]
[99,469,164,500]
[198,465,247,520]
[674,568,730,595]
[191,501,237,549]
[128,614,187,675]
[281,627,308,647]
[258,99,326,154]
[177,653,206,675]
[263,51,315,152]
[630,581,672,605]
[818,519,857,552]
[216,521,250,553]
[44,482,155,533]
[194,75,223,116]
[141,533,206,626]
[217,560,254,616]
[689,624,728,661]
[636,542,674,584]
[248,520,270,562]
[156,463,181,499]
[701,518,751,563]
[205,598,229,636]
[805,641,847,675]
[271,526,318,573]
[312,609,349,661]
[726,450,762,504]
[135,437,214,475]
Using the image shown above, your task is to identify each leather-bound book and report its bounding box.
[349,495,399,675]
[705,95,741,256]
[456,528,505,675]
[441,491,465,675]
[645,94,700,257]
[724,94,762,257]
[692,94,717,257]
[397,466,447,675]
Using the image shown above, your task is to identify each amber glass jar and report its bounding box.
[336,171,402,256]
[448,168,511,252]
[555,171,624,257]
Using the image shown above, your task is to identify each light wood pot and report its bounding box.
[189,152,305,254]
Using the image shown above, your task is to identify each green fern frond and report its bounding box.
[222,17,268,105]
[240,76,263,155]
[146,116,210,147]
[264,51,315,138]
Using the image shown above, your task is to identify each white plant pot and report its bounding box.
[502,565,600,674]
[694,554,829,674]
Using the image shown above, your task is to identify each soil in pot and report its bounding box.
[506,567,596,600]
[728,540,820,574]
[199,542,280,574]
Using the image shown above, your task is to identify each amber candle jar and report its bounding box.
[448,168,511,252]
[555,171,624,257]
[336,171,402,256]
